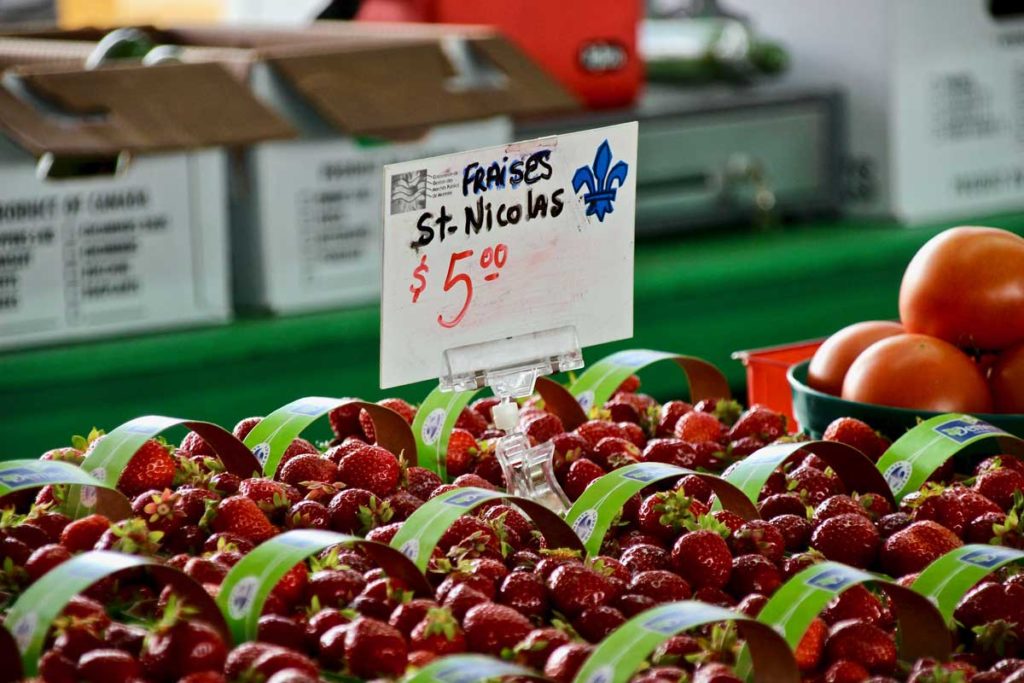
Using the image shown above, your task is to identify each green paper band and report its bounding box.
[0,459,131,520]
[4,551,227,676]
[911,544,1024,624]
[389,487,584,572]
[568,349,731,414]
[243,397,417,476]
[412,388,479,481]
[564,462,758,556]
[876,414,1024,501]
[574,600,797,683]
[403,654,544,683]
[715,440,896,510]
[217,529,430,644]
[743,561,949,677]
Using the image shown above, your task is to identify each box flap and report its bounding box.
[0,60,295,156]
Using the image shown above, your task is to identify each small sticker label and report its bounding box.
[252,443,271,467]
[79,486,97,508]
[444,490,493,508]
[288,398,338,416]
[577,390,595,413]
[89,467,107,482]
[805,567,856,592]
[584,666,615,683]
[400,539,419,562]
[571,509,598,542]
[421,408,447,446]
[227,576,260,620]
[882,460,913,494]
[960,547,1016,568]
[643,612,693,634]
[934,417,1004,444]
[10,612,36,653]
[579,40,628,73]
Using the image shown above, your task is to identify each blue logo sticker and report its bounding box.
[571,509,598,542]
[960,547,1017,568]
[288,398,336,416]
[573,140,629,222]
[642,612,692,635]
[621,466,670,483]
[444,491,492,508]
[0,464,67,488]
[882,460,913,494]
[934,417,1004,444]
[806,568,857,592]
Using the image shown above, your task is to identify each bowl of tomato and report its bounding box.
[788,360,1024,439]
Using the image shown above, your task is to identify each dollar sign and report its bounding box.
[410,254,428,303]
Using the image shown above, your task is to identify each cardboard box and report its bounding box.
[0,47,291,348]
[729,0,1024,223]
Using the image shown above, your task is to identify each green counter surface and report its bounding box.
[3,213,1023,458]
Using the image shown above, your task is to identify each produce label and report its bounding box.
[4,551,226,676]
[380,123,638,389]
[403,654,542,683]
[750,561,949,672]
[0,459,130,519]
[389,487,584,572]
[876,413,1024,500]
[243,397,417,476]
[716,441,895,508]
[217,530,430,643]
[565,462,758,555]
[412,388,478,480]
[568,349,731,413]
[911,544,1024,623]
[575,600,797,683]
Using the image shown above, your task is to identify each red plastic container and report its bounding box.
[733,340,824,432]
[358,0,643,109]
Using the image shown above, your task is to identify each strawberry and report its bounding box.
[770,514,813,551]
[78,648,141,681]
[546,563,614,617]
[360,398,417,442]
[788,465,844,505]
[131,489,185,535]
[389,598,438,636]
[522,413,565,445]
[442,584,489,620]
[694,398,742,425]
[814,494,869,523]
[117,439,175,497]
[977,455,1024,477]
[592,436,641,470]
[455,407,488,438]
[728,553,782,597]
[656,400,692,437]
[141,617,228,680]
[574,605,626,642]
[232,416,263,440]
[403,466,443,500]
[811,513,880,568]
[910,487,966,536]
[60,514,111,552]
[730,520,785,563]
[620,544,670,573]
[239,478,299,521]
[285,500,330,530]
[25,543,71,581]
[693,663,743,683]
[462,602,532,656]
[268,562,309,607]
[327,400,364,440]
[575,420,627,448]
[211,495,277,543]
[674,411,724,444]
[615,374,641,394]
[638,490,708,540]
[336,444,400,497]
[225,642,279,679]
[758,493,808,519]
[881,520,962,577]
[410,607,466,655]
[178,431,214,457]
[855,492,893,521]
[618,421,647,449]
[952,487,1002,523]
[738,593,768,617]
[563,458,606,500]
[628,570,692,603]
[877,512,913,538]
[642,438,697,468]
[976,468,1024,510]
[670,530,732,589]
[250,649,319,680]
[826,659,871,683]
[470,397,501,423]
[822,584,894,628]
[445,428,479,477]
[514,627,571,670]
[545,643,594,683]
[498,570,548,619]
[278,454,338,490]
[40,650,77,683]
[823,417,889,461]
[953,581,1009,627]
[968,511,1009,545]
[825,619,898,674]
[728,406,786,443]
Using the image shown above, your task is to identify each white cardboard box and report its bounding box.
[730,0,1024,223]
[0,55,291,348]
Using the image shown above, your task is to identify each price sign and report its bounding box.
[380,123,638,388]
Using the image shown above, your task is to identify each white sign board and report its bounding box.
[380,123,637,388]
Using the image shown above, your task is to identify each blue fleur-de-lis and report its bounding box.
[572,140,629,222]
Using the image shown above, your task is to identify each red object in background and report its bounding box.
[733,340,825,433]
[357,0,642,109]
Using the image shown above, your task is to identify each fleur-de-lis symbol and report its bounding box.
[572,140,629,222]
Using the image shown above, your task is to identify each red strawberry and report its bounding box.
[620,544,670,573]
[563,458,606,500]
[442,584,489,620]
[825,619,898,674]
[462,602,532,655]
[514,627,571,670]
[769,514,813,551]
[337,444,400,497]
[951,487,1002,522]
[403,466,443,500]
[117,440,175,497]
[544,643,593,683]
[269,562,309,606]
[455,407,488,438]
[977,455,1024,476]
[546,563,614,617]
[389,599,437,636]
[498,570,548,619]
[671,530,732,589]
[826,659,871,683]
[823,417,889,461]
[811,513,880,568]
[911,488,966,536]
[881,520,962,576]
[250,649,319,680]
[141,619,228,680]
[327,400,364,440]
[361,398,417,442]
[730,520,786,563]
[179,431,215,457]
[410,607,466,655]
[967,511,1008,544]
[592,436,641,470]
[976,468,1024,510]
[445,428,479,477]
[759,493,808,519]
[232,416,263,441]
[25,543,71,581]
[615,374,641,394]
[78,648,141,681]
[60,514,111,552]
[574,605,626,642]
[788,465,844,505]
[131,489,185,535]
[728,554,782,597]
[728,406,786,442]
[628,570,692,603]
[638,490,709,540]
[642,438,697,468]
[523,413,565,444]
[656,401,692,437]
[575,420,627,448]
[674,412,724,444]
[211,496,277,543]
[814,494,869,523]
[822,584,894,628]
[470,397,501,423]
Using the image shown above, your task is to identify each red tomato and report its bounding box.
[989,344,1024,413]
[808,320,905,396]
[842,334,992,413]
[899,226,1024,351]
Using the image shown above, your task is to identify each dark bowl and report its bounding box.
[788,360,1024,439]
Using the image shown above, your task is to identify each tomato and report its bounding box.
[989,344,1024,413]
[807,320,905,396]
[899,226,1024,351]
[842,334,992,413]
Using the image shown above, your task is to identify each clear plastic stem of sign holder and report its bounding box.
[439,326,582,514]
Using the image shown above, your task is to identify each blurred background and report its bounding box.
[0,0,1022,456]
